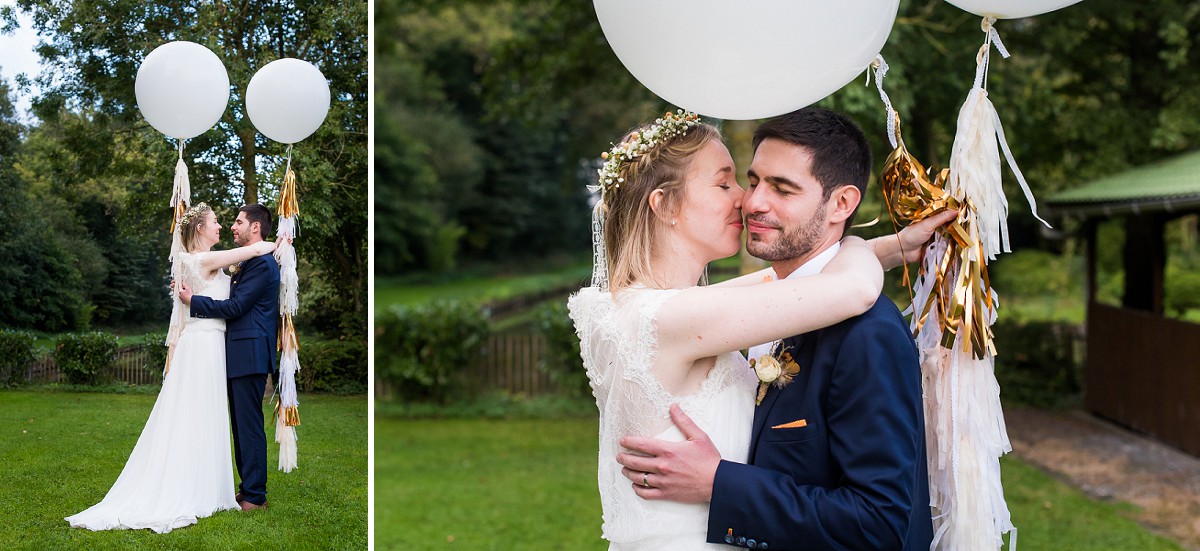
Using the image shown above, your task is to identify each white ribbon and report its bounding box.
[587,187,609,291]
[866,55,899,149]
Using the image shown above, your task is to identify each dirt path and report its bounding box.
[1005,407,1200,550]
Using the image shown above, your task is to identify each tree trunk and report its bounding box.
[239,126,258,205]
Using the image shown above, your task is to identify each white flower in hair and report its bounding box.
[595,110,701,198]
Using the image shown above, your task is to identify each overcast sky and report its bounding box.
[0,1,44,122]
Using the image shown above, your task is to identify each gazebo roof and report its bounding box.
[1047,149,1200,218]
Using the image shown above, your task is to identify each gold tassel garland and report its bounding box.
[879,115,996,359]
[278,165,299,219]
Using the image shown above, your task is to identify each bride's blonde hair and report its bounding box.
[180,203,213,253]
[600,122,721,292]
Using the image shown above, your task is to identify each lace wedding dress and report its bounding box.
[66,252,240,533]
[569,286,758,551]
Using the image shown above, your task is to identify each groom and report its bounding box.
[618,108,933,549]
[180,203,280,511]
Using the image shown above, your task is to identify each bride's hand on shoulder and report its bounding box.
[253,239,277,256]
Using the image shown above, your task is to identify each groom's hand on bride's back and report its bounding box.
[616,404,720,504]
[178,281,193,305]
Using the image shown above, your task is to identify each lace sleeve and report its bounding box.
[178,252,205,289]
[568,287,609,389]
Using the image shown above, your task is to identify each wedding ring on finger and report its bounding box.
[642,472,650,488]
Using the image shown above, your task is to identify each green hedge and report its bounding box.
[0,329,37,386]
[142,332,168,379]
[533,300,588,398]
[299,338,368,394]
[54,332,118,385]
[993,318,1082,407]
[375,301,488,403]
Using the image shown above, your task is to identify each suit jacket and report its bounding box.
[189,253,280,379]
[707,295,933,550]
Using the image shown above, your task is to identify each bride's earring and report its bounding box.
[670,219,677,226]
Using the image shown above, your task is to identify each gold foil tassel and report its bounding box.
[277,312,300,353]
[278,166,299,219]
[169,201,187,234]
[879,114,996,359]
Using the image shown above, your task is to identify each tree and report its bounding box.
[0,79,86,331]
[8,0,368,336]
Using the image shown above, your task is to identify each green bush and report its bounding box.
[375,301,488,403]
[533,300,588,398]
[0,329,37,386]
[993,318,1082,407]
[1165,266,1200,317]
[299,338,368,393]
[54,332,118,385]
[142,332,168,378]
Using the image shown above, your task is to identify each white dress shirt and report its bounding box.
[746,242,841,362]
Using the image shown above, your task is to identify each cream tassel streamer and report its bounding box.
[164,140,191,374]
[925,17,1049,550]
[273,145,301,472]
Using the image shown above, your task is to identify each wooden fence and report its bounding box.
[1085,303,1200,456]
[467,331,553,394]
[26,345,162,386]
[375,330,557,399]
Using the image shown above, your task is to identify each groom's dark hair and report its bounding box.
[240,203,273,239]
[752,107,872,231]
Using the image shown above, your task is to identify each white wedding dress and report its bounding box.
[569,286,758,551]
[66,252,240,533]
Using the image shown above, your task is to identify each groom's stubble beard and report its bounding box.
[746,205,826,262]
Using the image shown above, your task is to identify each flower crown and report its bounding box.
[597,110,701,197]
[180,202,211,228]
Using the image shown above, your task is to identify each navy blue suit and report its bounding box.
[708,296,933,550]
[190,252,279,506]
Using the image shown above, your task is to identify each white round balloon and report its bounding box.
[594,0,899,121]
[944,0,1084,19]
[135,41,230,140]
[246,58,331,144]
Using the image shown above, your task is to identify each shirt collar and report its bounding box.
[773,242,841,281]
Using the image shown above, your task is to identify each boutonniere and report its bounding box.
[228,264,240,275]
[749,348,801,405]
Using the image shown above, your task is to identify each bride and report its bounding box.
[66,203,278,533]
[568,112,939,550]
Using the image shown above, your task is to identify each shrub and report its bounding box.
[0,329,36,386]
[533,300,588,398]
[993,318,1082,407]
[55,332,118,385]
[1165,266,1200,318]
[375,301,488,403]
[142,332,168,378]
[299,338,368,394]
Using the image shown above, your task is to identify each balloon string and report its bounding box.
[868,55,899,149]
[177,139,185,161]
[976,17,1011,92]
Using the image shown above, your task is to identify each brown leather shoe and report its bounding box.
[235,492,245,504]
[240,500,268,511]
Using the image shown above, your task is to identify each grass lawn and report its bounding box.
[374,262,590,310]
[375,416,1184,551]
[0,390,368,550]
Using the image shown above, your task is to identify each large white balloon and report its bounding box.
[135,41,230,140]
[246,58,331,144]
[594,0,899,121]
[944,0,1084,19]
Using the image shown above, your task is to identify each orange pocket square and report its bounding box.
[771,419,807,429]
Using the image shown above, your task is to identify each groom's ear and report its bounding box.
[250,221,261,237]
[825,184,861,226]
